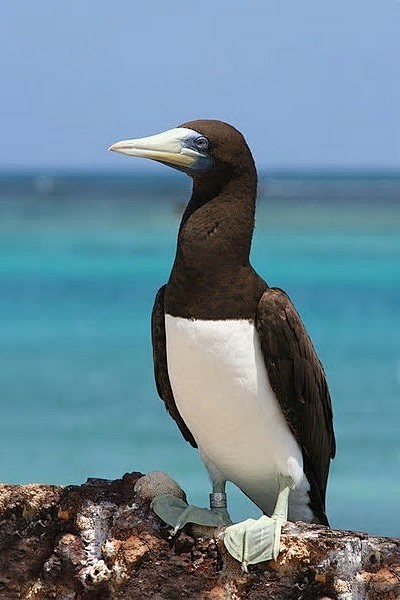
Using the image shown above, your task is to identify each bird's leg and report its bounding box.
[223,474,292,570]
[209,480,232,528]
[151,480,232,534]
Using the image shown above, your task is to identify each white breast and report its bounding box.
[165,314,313,522]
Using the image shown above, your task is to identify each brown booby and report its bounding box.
[109,120,335,567]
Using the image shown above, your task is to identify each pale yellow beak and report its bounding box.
[108,127,207,170]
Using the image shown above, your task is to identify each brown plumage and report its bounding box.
[150,119,335,524]
[256,288,335,523]
[152,285,196,447]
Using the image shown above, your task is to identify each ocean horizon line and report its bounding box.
[0,167,400,179]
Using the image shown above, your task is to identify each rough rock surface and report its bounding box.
[0,472,399,600]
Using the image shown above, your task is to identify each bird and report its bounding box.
[109,120,335,567]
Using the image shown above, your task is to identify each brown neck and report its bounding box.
[165,168,266,319]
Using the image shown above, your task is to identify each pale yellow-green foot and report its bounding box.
[223,475,291,570]
[151,492,232,535]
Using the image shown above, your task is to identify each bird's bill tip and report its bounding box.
[108,140,139,155]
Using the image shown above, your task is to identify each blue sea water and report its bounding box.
[0,171,399,537]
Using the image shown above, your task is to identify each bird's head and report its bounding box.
[108,119,255,181]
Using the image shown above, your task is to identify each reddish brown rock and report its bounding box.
[0,473,398,599]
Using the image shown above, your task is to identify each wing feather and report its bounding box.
[256,287,335,521]
[151,286,197,448]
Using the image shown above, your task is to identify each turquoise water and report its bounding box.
[0,171,399,536]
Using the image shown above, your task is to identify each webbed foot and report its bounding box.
[223,474,291,569]
[223,513,284,569]
[151,494,232,534]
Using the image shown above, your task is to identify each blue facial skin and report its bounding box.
[153,130,214,174]
[180,132,214,174]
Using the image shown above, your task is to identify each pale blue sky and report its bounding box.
[1,1,399,169]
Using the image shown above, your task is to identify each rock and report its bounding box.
[0,472,398,599]
[134,470,187,504]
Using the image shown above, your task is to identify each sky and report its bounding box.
[1,1,399,170]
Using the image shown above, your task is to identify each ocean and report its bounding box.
[0,170,399,537]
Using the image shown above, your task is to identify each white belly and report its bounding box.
[165,314,313,522]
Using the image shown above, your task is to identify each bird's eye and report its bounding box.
[194,136,209,151]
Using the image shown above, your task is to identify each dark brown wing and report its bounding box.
[151,285,197,447]
[256,287,335,523]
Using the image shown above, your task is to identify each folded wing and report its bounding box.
[151,286,197,448]
[256,287,335,523]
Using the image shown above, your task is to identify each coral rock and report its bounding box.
[0,473,398,599]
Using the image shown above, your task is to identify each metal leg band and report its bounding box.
[210,492,227,509]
